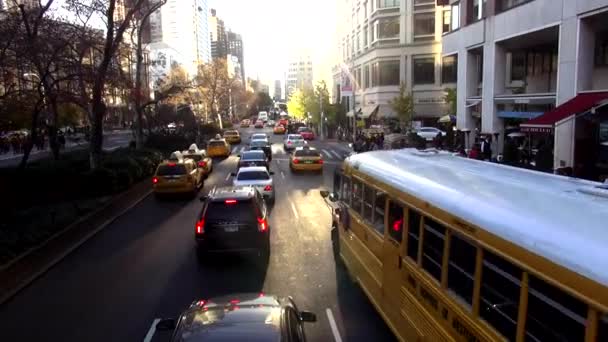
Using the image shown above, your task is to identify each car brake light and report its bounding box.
[225,199,237,204]
[152,177,158,184]
[264,185,272,191]
[257,217,268,232]
[230,299,240,304]
[168,163,176,166]
[198,161,207,167]
[293,159,299,164]
[196,219,205,234]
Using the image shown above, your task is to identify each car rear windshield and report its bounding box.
[252,134,266,139]
[183,154,202,162]
[294,149,320,157]
[242,152,266,160]
[237,171,269,180]
[205,200,257,222]
[298,127,311,132]
[250,141,267,147]
[157,164,187,176]
[288,135,303,140]
[224,131,238,136]
[208,141,225,147]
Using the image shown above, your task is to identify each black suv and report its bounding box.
[238,150,270,170]
[195,186,270,259]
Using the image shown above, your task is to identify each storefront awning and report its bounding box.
[360,105,379,119]
[377,104,396,119]
[520,92,608,132]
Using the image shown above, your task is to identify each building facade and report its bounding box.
[442,0,608,174]
[336,0,450,126]
[274,80,282,100]
[227,30,245,84]
[286,54,314,99]
[148,0,211,76]
[209,8,228,60]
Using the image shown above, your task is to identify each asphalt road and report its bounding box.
[0,130,133,168]
[0,126,396,342]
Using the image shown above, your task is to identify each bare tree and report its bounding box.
[195,58,240,122]
[65,0,153,169]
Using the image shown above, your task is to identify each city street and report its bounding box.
[0,126,396,342]
[0,130,133,168]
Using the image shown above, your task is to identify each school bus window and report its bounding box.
[479,250,522,341]
[421,218,446,282]
[407,209,421,261]
[525,274,587,341]
[372,192,386,234]
[598,314,608,342]
[363,185,375,223]
[351,179,363,214]
[447,233,476,307]
[333,171,342,199]
[388,201,404,242]
[342,176,351,205]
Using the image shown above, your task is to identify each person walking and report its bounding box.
[480,136,492,161]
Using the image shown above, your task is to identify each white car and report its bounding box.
[232,166,275,202]
[250,133,268,141]
[283,134,307,152]
[416,127,446,141]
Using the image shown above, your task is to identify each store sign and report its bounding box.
[415,97,445,104]
[521,126,552,134]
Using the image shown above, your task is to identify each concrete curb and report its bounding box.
[0,180,152,305]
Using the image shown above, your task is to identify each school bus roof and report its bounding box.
[345,148,608,287]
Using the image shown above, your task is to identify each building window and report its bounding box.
[356,32,361,52]
[364,65,370,88]
[414,12,435,41]
[497,0,533,13]
[413,57,435,85]
[372,60,400,86]
[595,31,608,67]
[375,17,400,40]
[511,51,526,81]
[377,0,399,9]
[451,2,460,30]
[441,55,457,84]
[468,0,486,23]
[442,10,451,33]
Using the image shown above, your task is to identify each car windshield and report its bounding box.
[205,200,256,222]
[288,135,303,141]
[208,141,225,147]
[250,141,267,147]
[294,149,320,157]
[156,164,187,176]
[241,152,265,160]
[237,171,269,180]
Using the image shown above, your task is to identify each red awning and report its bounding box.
[520,92,608,133]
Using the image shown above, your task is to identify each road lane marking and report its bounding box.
[330,150,342,159]
[290,201,299,220]
[225,173,231,181]
[281,171,285,179]
[326,309,343,342]
[276,159,280,164]
[322,149,332,158]
[143,318,160,342]
[211,186,216,194]
[232,146,238,153]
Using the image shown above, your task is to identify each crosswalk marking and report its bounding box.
[321,149,332,158]
[330,150,342,159]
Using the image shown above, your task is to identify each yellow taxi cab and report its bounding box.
[240,119,250,128]
[182,144,213,177]
[207,135,231,158]
[289,146,323,173]
[223,130,241,144]
[273,124,286,135]
[153,151,203,196]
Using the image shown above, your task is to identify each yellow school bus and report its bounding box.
[321,149,608,342]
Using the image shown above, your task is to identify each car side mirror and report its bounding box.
[156,318,176,331]
[328,192,339,202]
[320,190,330,198]
[199,196,207,202]
[299,311,317,322]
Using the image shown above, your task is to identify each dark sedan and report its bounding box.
[238,150,270,170]
[248,140,272,161]
[156,293,317,341]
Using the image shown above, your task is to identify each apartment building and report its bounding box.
[336,0,450,126]
[286,54,314,99]
[442,0,608,177]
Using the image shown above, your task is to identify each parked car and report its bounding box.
[155,293,317,341]
[416,127,446,141]
[297,126,315,140]
[232,166,275,202]
[283,134,307,152]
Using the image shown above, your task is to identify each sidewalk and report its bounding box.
[0,178,152,305]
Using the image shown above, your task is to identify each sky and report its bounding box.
[208,0,338,90]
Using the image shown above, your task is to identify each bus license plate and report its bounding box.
[224,226,238,233]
